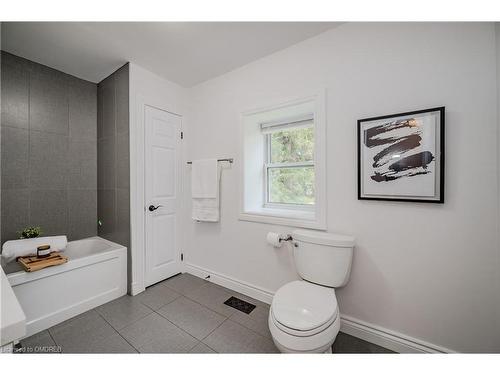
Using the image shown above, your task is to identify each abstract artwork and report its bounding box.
[358,107,444,203]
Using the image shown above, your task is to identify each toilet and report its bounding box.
[268,229,355,353]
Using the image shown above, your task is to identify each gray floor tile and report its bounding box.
[185,282,237,317]
[119,312,198,353]
[48,310,116,353]
[233,298,270,321]
[232,291,270,309]
[230,305,272,339]
[96,295,153,330]
[162,273,207,295]
[20,330,60,354]
[203,319,278,353]
[18,273,395,354]
[136,282,181,310]
[158,297,226,340]
[332,332,395,353]
[190,342,217,353]
[74,333,137,354]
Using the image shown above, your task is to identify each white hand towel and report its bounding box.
[192,159,218,198]
[192,198,220,222]
[191,159,220,222]
[1,236,68,263]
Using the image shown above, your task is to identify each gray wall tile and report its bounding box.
[68,138,97,189]
[1,55,128,247]
[116,188,130,247]
[1,126,29,189]
[96,64,130,250]
[98,189,116,237]
[1,58,29,129]
[69,78,97,140]
[116,131,129,189]
[68,189,97,240]
[1,53,98,244]
[1,51,33,71]
[98,76,115,140]
[30,67,69,135]
[115,64,129,135]
[1,189,30,241]
[97,84,104,141]
[97,136,115,190]
[30,131,69,189]
[29,190,68,237]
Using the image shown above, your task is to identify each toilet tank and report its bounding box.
[292,229,354,288]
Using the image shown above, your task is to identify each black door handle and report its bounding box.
[148,205,162,212]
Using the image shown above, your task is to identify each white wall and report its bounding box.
[182,23,500,353]
[129,63,187,295]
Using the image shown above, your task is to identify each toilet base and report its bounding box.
[271,334,336,353]
[269,310,340,353]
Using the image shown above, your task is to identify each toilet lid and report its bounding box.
[272,280,338,332]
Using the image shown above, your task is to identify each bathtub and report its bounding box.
[3,236,127,338]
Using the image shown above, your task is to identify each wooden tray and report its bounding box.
[18,252,68,272]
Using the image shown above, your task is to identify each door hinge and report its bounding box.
[180,131,184,139]
[181,253,184,261]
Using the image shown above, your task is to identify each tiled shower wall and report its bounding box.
[1,52,97,242]
[97,64,130,251]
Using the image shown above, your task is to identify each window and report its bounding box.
[240,93,326,229]
[262,117,315,208]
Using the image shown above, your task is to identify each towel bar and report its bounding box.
[187,158,233,164]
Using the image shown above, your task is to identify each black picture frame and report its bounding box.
[357,107,445,203]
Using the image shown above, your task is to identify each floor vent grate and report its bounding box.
[224,296,256,314]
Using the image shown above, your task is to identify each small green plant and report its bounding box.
[18,226,43,239]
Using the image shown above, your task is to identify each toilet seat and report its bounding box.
[271,280,338,333]
[270,306,338,337]
[269,280,340,352]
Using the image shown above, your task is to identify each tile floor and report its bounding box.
[19,273,393,354]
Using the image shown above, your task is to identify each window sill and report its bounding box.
[238,208,326,230]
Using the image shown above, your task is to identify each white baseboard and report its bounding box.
[184,262,455,354]
[184,263,274,304]
[129,281,145,296]
[339,315,455,353]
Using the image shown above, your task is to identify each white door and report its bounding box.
[144,105,182,287]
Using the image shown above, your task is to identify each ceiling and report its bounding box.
[1,22,338,87]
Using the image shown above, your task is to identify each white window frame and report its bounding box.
[263,121,315,211]
[239,90,327,230]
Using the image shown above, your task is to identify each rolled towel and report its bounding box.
[1,236,68,263]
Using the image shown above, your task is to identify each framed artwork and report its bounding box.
[358,107,445,203]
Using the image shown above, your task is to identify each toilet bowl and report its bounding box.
[269,280,340,353]
[268,230,354,353]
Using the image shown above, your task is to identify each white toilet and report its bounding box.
[268,229,355,353]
